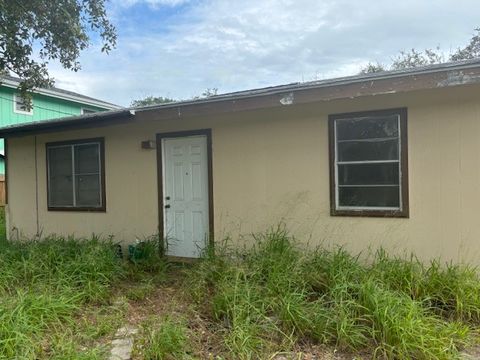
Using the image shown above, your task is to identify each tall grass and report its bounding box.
[139,316,190,360]
[371,249,480,322]
[0,206,6,243]
[0,236,125,358]
[187,226,477,359]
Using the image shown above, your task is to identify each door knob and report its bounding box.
[165,196,170,200]
[164,204,171,209]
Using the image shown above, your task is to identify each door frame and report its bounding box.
[156,129,214,254]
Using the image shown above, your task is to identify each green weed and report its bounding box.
[0,236,126,358]
[140,316,190,360]
[126,279,156,301]
[187,226,478,359]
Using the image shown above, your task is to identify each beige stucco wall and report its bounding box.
[7,84,480,263]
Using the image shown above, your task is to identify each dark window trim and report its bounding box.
[156,129,214,252]
[328,108,409,218]
[46,137,106,212]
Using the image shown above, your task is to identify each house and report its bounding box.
[0,75,121,174]
[2,60,480,263]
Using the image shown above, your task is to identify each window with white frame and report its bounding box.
[46,138,105,211]
[81,108,96,115]
[329,108,408,217]
[13,94,33,115]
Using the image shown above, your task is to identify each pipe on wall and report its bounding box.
[34,135,40,237]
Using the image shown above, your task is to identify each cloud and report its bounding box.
[115,0,191,7]
[49,0,480,106]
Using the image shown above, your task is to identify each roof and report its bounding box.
[2,59,480,137]
[0,75,121,110]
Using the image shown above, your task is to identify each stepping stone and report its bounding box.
[109,325,138,360]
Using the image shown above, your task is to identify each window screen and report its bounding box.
[47,139,104,210]
[330,109,408,217]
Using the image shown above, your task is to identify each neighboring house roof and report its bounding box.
[2,58,480,137]
[0,75,121,110]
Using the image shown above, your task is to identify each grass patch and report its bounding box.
[187,226,479,359]
[0,233,166,358]
[0,206,6,243]
[1,216,479,359]
[137,316,190,360]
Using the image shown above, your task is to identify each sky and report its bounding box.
[48,0,480,106]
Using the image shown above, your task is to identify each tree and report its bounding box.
[0,0,116,100]
[451,28,480,61]
[360,62,386,74]
[201,88,218,97]
[131,88,219,107]
[361,48,444,74]
[360,28,480,74]
[130,96,175,107]
[391,48,444,70]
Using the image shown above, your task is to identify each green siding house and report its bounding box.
[0,75,120,173]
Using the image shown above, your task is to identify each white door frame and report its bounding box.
[156,129,213,257]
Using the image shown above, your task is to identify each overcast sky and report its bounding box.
[48,0,480,106]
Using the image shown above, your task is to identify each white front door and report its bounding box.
[162,135,210,258]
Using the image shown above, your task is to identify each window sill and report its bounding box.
[13,110,33,115]
[48,206,106,213]
[331,208,409,218]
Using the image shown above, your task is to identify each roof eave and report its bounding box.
[0,78,121,110]
[2,60,480,137]
[131,60,480,115]
[129,61,480,120]
[0,109,135,138]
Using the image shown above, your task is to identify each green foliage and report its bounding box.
[140,317,190,360]
[451,28,480,61]
[192,87,218,99]
[371,251,480,323]
[0,0,116,98]
[131,87,219,107]
[0,236,124,358]
[359,280,467,359]
[125,279,156,301]
[360,62,386,74]
[130,96,176,107]
[0,206,5,243]
[1,222,479,359]
[127,236,168,276]
[391,48,444,70]
[187,227,479,359]
[361,28,480,74]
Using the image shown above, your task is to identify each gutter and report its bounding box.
[0,109,135,138]
[2,59,480,137]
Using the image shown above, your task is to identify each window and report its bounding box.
[81,108,97,115]
[13,94,33,115]
[46,138,105,211]
[329,108,408,217]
